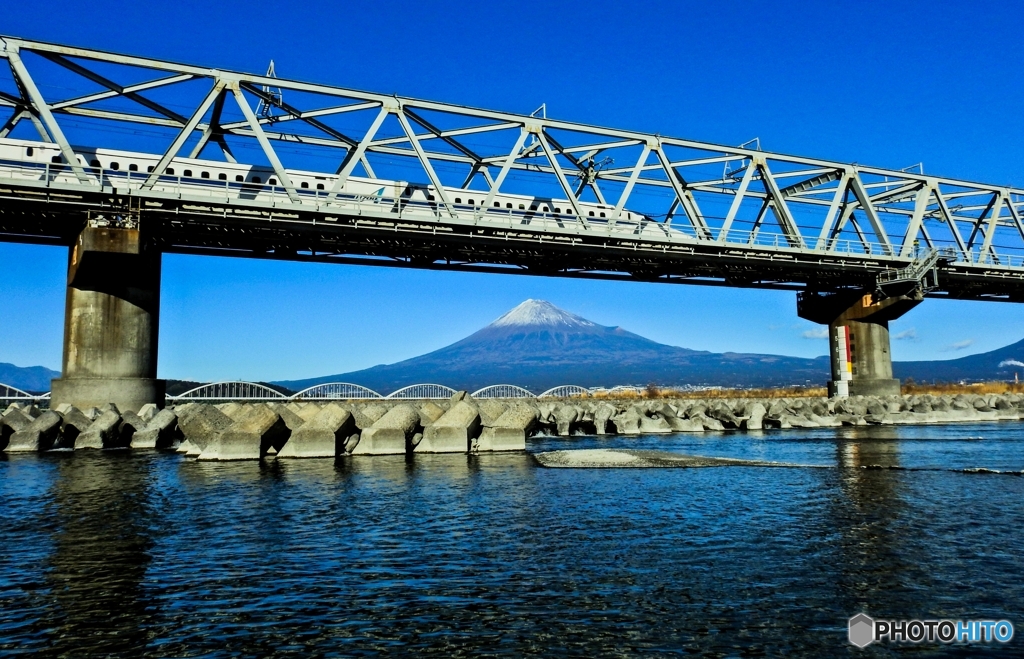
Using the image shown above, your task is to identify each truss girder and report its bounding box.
[0,35,1023,287]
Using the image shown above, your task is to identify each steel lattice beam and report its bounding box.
[0,35,1023,300]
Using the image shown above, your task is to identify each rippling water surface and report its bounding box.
[2,423,1023,657]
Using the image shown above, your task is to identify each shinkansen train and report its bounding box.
[0,136,652,225]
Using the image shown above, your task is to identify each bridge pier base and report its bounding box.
[50,225,164,413]
[798,289,922,398]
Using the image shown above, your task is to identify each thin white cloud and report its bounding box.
[893,328,917,341]
[942,338,975,352]
[998,359,1024,369]
[801,328,829,339]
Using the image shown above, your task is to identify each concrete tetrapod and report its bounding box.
[477,403,537,452]
[475,400,509,427]
[6,411,62,452]
[176,404,234,455]
[742,403,767,430]
[266,404,306,454]
[351,404,420,455]
[593,403,617,435]
[115,411,147,448]
[276,403,354,458]
[418,401,446,426]
[419,400,481,453]
[553,404,580,436]
[58,407,95,447]
[199,404,290,461]
[1,409,34,450]
[75,408,123,449]
[350,403,389,430]
[131,408,180,449]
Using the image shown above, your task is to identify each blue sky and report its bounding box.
[1,0,1023,382]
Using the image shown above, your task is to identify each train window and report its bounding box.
[506,203,512,208]
[518,204,525,210]
[269,178,277,185]
[201,171,210,179]
[236,175,244,182]
[51,156,61,163]
[588,211,595,217]
[316,183,324,190]
[493,202,500,207]
[554,208,561,213]
[427,194,435,201]
[147,166,154,173]
[529,205,537,211]
[541,206,548,212]
[218,173,227,181]
[252,176,262,184]
[468,199,475,205]
[455,197,462,203]
[110,162,119,170]
[599,212,606,218]
[300,181,309,189]
[166,168,174,175]
[129,164,138,172]
[183,169,192,177]
[26,147,34,156]
[90,159,100,167]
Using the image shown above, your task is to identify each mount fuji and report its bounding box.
[275,299,832,393]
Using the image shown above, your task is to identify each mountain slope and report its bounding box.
[894,339,1024,383]
[276,299,830,393]
[0,362,60,393]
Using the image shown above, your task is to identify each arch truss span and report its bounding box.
[471,384,537,399]
[292,383,384,400]
[538,385,591,399]
[385,384,458,400]
[167,381,289,402]
[0,382,43,401]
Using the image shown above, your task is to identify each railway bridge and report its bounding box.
[2,36,1023,410]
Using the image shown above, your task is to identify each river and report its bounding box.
[2,423,1022,656]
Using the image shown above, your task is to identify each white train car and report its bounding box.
[0,136,657,229]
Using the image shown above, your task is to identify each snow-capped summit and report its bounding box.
[276,298,833,393]
[488,299,596,329]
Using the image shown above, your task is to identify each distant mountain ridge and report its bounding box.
[6,302,1021,395]
[0,362,60,392]
[894,339,1024,383]
[276,299,831,393]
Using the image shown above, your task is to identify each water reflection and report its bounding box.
[828,427,910,621]
[43,452,155,658]
[1,426,1019,657]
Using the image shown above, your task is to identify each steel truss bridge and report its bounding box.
[0,37,1022,300]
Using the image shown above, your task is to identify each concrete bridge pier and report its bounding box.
[50,224,164,413]
[798,289,922,397]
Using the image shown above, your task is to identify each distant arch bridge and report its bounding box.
[2,380,620,404]
[161,381,597,402]
[0,383,50,402]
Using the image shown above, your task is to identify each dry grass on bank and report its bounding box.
[583,381,1024,401]
[901,381,1024,396]
[587,385,827,400]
